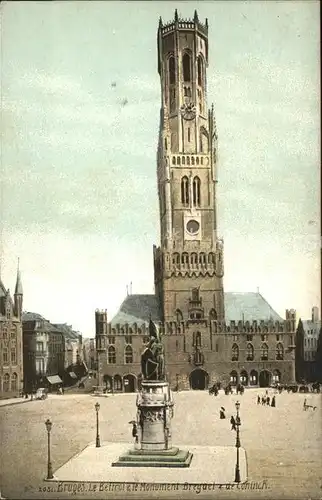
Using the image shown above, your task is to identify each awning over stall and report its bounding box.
[47,375,62,385]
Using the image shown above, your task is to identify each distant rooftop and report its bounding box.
[53,323,80,340]
[22,311,62,332]
[111,292,283,326]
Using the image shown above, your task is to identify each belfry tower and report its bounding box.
[154,10,225,324]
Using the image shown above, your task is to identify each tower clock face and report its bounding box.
[180,103,196,121]
[186,219,200,235]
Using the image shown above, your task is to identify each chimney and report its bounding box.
[312,306,319,323]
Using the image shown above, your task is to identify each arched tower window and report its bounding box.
[108,346,116,364]
[197,56,204,87]
[193,177,201,207]
[176,309,183,323]
[232,343,239,361]
[261,343,268,361]
[168,56,175,84]
[195,332,201,347]
[125,345,133,364]
[191,253,198,266]
[276,343,284,360]
[209,309,217,321]
[246,343,254,361]
[181,176,189,206]
[182,53,191,82]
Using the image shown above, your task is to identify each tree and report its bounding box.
[315,327,322,382]
[295,319,305,383]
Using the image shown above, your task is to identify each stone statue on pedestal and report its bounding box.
[112,315,192,467]
[141,319,165,381]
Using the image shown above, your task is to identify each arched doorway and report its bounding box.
[103,375,112,391]
[249,370,258,386]
[240,370,248,386]
[259,370,271,388]
[123,374,136,393]
[189,369,209,390]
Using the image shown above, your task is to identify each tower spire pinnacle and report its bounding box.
[174,9,178,22]
[15,258,23,295]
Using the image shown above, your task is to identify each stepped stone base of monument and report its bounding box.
[45,442,248,487]
[112,446,193,468]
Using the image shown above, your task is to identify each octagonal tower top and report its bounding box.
[157,9,209,75]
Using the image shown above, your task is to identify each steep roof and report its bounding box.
[111,294,160,326]
[22,312,46,322]
[53,323,80,340]
[0,280,7,299]
[224,292,282,322]
[22,312,62,332]
[111,292,283,326]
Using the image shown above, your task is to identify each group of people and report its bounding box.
[257,391,276,407]
[218,407,240,432]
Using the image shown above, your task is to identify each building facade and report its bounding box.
[95,11,296,391]
[0,268,23,398]
[303,307,321,381]
[83,337,96,372]
[22,313,65,391]
[52,323,83,369]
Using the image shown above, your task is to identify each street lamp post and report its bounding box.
[45,419,54,479]
[234,400,241,483]
[95,402,101,447]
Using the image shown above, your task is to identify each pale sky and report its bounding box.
[0,1,320,337]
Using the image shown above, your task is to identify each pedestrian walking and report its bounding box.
[257,395,260,405]
[266,396,270,406]
[261,396,266,405]
[303,399,307,411]
[271,396,276,407]
[220,407,226,419]
[230,415,236,430]
[132,422,139,444]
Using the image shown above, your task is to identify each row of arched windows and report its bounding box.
[172,252,217,266]
[168,53,204,86]
[108,345,133,364]
[181,176,201,206]
[232,343,284,361]
[0,373,18,392]
[230,369,281,386]
[172,154,208,166]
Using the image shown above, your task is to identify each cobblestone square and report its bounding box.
[0,388,321,499]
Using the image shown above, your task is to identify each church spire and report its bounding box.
[15,258,23,295]
[14,258,23,320]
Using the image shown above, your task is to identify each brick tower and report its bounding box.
[154,10,225,324]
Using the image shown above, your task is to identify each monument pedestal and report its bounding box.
[112,380,192,468]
